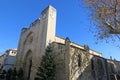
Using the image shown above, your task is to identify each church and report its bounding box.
[15,5,120,80]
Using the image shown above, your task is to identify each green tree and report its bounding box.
[83,0,120,41]
[35,44,56,80]
[11,68,17,80]
[17,68,23,80]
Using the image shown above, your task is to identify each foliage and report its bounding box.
[35,44,56,80]
[17,67,24,79]
[11,68,17,80]
[0,67,24,80]
[84,0,120,41]
[0,70,6,79]
[6,68,12,80]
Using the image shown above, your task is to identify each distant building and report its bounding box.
[15,5,120,80]
[0,48,17,71]
[0,54,7,70]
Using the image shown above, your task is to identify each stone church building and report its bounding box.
[15,5,120,80]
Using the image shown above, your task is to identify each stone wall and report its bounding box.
[52,38,120,80]
[52,42,66,80]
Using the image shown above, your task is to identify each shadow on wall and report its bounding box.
[76,54,120,80]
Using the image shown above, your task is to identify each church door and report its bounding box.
[27,59,32,80]
[24,50,32,80]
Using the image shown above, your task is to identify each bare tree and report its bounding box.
[84,0,120,40]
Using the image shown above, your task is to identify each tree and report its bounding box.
[17,68,24,80]
[6,68,12,80]
[35,44,56,80]
[11,68,17,80]
[84,0,120,40]
[0,70,6,79]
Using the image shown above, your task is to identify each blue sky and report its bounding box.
[0,0,120,60]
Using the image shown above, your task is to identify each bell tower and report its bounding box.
[39,5,56,53]
[38,5,56,54]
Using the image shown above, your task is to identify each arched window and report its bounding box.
[24,50,32,80]
[78,54,81,67]
[24,32,33,45]
[91,59,94,70]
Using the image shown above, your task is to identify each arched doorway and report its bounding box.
[23,50,32,80]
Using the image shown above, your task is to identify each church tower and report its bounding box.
[15,5,57,80]
[40,5,56,47]
[37,5,57,56]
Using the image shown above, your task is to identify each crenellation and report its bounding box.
[21,27,28,33]
[30,18,40,28]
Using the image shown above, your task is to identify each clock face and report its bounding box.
[50,11,54,18]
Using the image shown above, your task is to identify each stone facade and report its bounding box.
[0,54,7,70]
[52,39,120,80]
[15,5,120,80]
[15,5,56,80]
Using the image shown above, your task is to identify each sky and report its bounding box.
[0,0,120,60]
